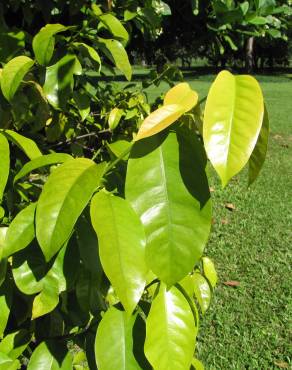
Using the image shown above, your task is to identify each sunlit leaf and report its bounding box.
[202,257,218,288]
[193,272,211,313]
[108,107,123,130]
[95,307,140,370]
[203,70,264,187]
[0,133,9,203]
[164,82,198,113]
[99,14,129,43]
[1,130,42,159]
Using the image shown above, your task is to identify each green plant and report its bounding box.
[0,37,268,370]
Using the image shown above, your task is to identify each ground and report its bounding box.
[145,73,292,369]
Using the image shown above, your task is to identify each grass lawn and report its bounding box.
[144,73,292,369]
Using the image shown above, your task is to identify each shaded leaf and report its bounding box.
[73,91,90,121]
[248,105,269,185]
[36,159,105,261]
[95,307,140,370]
[1,130,42,159]
[99,14,129,43]
[73,42,101,72]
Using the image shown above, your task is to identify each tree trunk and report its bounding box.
[246,37,255,73]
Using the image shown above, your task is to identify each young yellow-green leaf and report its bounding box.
[0,330,31,360]
[14,153,73,183]
[135,104,184,141]
[193,272,211,314]
[1,130,42,159]
[95,307,140,370]
[0,277,12,337]
[43,54,80,109]
[0,56,34,102]
[164,82,198,113]
[99,38,132,81]
[108,107,123,130]
[191,358,205,370]
[73,42,101,72]
[32,285,59,319]
[203,70,264,187]
[0,355,20,370]
[0,133,9,203]
[32,24,67,66]
[126,129,211,286]
[202,257,217,288]
[2,203,36,258]
[107,140,132,159]
[99,14,129,43]
[145,284,197,370]
[90,191,147,314]
[248,105,269,185]
[36,159,106,261]
[27,341,73,370]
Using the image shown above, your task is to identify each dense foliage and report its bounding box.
[0,1,270,369]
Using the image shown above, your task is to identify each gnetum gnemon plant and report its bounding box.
[0,17,269,370]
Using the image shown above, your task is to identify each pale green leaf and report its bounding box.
[0,355,20,370]
[145,284,197,370]
[36,159,106,261]
[27,341,73,370]
[90,190,147,314]
[1,130,42,159]
[193,272,211,313]
[126,128,211,286]
[202,257,218,288]
[135,104,184,141]
[32,24,67,65]
[164,83,198,113]
[108,107,123,130]
[99,38,132,81]
[0,133,9,203]
[248,105,269,185]
[0,330,31,360]
[107,140,132,159]
[14,153,73,183]
[203,70,264,187]
[73,42,101,72]
[2,203,36,258]
[32,285,59,319]
[191,358,205,370]
[0,56,34,101]
[95,307,141,370]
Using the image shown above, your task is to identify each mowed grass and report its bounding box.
[145,74,292,369]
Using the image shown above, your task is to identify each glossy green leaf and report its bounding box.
[1,130,42,159]
[27,341,73,370]
[43,54,80,109]
[126,129,212,286]
[2,203,36,258]
[95,307,140,370]
[144,284,196,370]
[99,14,129,43]
[203,70,264,187]
[0,355,20,370]
[99,38,132,81]
[14,153,73,183]
[0,56,34,101]
[193,272,211,313]
[0,330,31,360]
[73,42,101,72]
[90,190,147,314]
[108,107,123,130]
[32,24,67,66]
[164,83,198,113]
[248,105,269,185]
[36,159,105,261]
[135,104,184,141]
[202,257,218,288]
[0,228,8,285]
[0,133,9,203]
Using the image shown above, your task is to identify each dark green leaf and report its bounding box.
[0,133,9,203]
